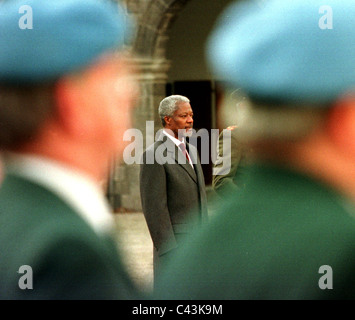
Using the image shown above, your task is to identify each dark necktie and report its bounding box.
[179,143,190,164]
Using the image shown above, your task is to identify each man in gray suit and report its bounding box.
[140,95,208,281]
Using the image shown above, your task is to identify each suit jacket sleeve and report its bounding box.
[140,150,178,256]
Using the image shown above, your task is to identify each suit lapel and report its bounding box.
[172,144,198,183]
[187,142,206,192]
[158,133,198,183]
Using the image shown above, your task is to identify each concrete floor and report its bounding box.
[114,212,154,293]
[112,188,220,294]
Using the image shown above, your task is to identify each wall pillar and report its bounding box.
[107,0,191,212]
[108,57,171,212]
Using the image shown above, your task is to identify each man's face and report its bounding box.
[104,59,138,159]
[75,54,139,162]
[165,102,194,139]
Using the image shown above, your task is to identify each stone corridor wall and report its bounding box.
[108,0,191,211]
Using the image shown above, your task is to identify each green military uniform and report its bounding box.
[212,126,250,196]
[0,175,139,300]
[0,0,140,301]
[155,164,355,299]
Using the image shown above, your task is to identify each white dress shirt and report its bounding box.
[163,130,193,167]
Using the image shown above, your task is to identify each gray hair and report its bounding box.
[158,95,190,126]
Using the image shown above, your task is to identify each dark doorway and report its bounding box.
[166,80,214,185]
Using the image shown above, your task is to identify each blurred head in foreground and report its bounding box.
[207,0,355,202]
[0,0,141,300]
[0,0,138,182]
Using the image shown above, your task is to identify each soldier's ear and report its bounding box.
[54,75,81,136]
[327,94,355,158]
[54,69,98,142]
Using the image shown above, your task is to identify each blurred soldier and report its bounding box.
[212,125,250,197]
[213,89,252,198]
[0,0,141,299]
[155,0,355,299]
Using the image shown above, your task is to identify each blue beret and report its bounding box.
[207,0,355,104]
[0,0,133,83]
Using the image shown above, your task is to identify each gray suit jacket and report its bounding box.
[139,133,208,270]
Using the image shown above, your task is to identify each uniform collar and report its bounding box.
[4,153,116,236]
